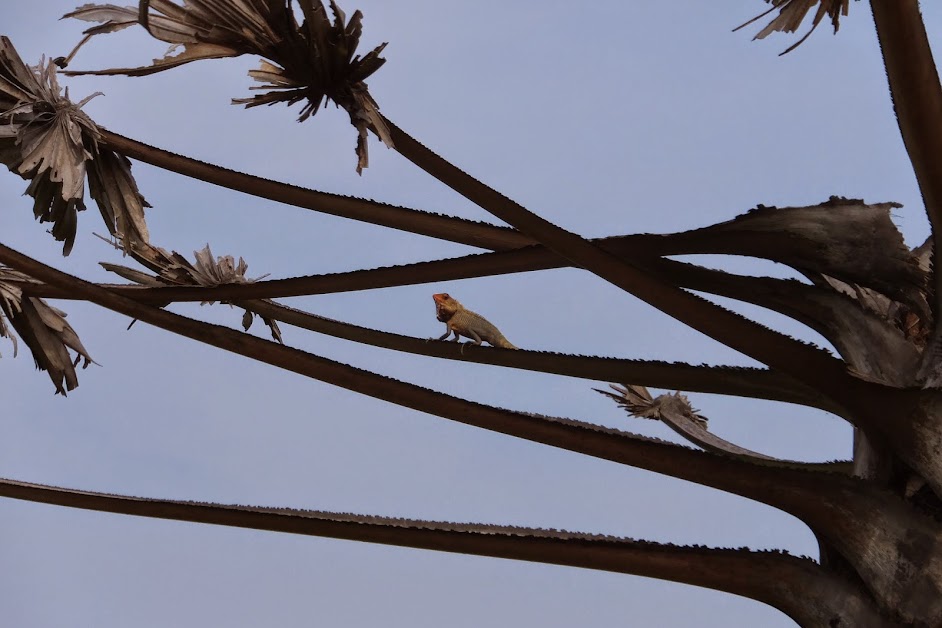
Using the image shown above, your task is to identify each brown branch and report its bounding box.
[12,271,837,412]
[246,299,837,412]
[13,227,907,408]
[649,258,921,386]
[0,477,887,627]
[596,385,850,471]
[26,226,915,386]
[870,0,942,318]
[16,240,913,359]
[0,240,742,303]
[661,415,848,471]
[99,129,530,251]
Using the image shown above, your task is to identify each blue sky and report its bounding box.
[2,2,940,626]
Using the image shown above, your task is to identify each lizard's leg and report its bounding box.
[438,327,452,341]
[461,331,483,355]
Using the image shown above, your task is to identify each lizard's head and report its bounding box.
[433,293,460,316]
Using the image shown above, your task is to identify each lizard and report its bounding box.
[432,293,518,350]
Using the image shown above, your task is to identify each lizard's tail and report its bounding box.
[496,337,519,350]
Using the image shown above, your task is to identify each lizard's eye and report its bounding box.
[442,293,449,298]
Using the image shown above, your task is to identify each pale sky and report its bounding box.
[2,2,940,626]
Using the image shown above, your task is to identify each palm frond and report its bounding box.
[63,0,391,172]
[0,266,94,394]
[101,242,282,342]
[0,38,100,254]
[735,0,856,54]
[0,38,150,254]
[596,384,848,471]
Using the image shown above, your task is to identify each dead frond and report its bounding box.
[0,266,28,357]
[101,243,283,342]
[0,37,150,254]
[87,146,151,250]
[595,384,835,467]
[63,1,392,172]
[735,0,856,55]
[0,38,100,254]
[597,384,709,429]
[0,266,94,394]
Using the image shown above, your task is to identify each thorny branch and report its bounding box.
[0,476,887,627]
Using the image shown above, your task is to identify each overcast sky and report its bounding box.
[2,2,940,627]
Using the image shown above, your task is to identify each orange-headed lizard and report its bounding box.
[432,293,518,349]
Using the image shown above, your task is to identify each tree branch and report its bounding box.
[245,298,837,412]
[99,129,530,251]
[0,477,888,627]
[870,0,942,319]
[649,258,921,386]
[12,270,837,412]
[18,239,916,368]
[597,385,850,471]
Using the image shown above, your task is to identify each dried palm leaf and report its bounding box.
[596,385,829,468]
[0,37,150,254]
[0,266,28,357]
[63,0,392,172]
[735,0,855,55]
[0,266,94,394]
[101,242,283,342]
[87,146,151,248]
[599,384,709,429]
[0,38,100,254]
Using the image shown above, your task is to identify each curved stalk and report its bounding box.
[100,129,529,251]
[12,274,838,412]
[245,299,837,412]
[870,0,942,321]
[0,477,888,627]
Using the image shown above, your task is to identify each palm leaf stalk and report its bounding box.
[0,476,889,627]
